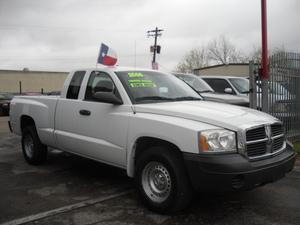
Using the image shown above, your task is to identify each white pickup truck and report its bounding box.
[9,67,296,213]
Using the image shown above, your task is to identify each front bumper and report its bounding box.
[183,144,296,192]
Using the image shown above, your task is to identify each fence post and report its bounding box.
[261,79,269,112]
[19,81,22,94]
[249,61,257,109]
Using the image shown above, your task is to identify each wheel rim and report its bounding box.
[24,134,34,158]
[141,161,172,203]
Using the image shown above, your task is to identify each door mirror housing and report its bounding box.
[224,88,234,94]
[93,92,123,105]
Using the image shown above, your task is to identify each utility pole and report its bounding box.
[147,27,163,70]
[261,0,268,112]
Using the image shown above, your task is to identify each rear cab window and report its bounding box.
[66,71,86,99]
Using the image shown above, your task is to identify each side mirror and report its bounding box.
[93,92,123,105]
[224,88,233,94]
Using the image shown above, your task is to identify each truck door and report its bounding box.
[55,71,129,168]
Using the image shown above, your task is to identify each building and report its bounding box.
[0,69,68,93]
[194,63,249,77]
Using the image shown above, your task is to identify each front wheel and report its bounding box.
[22,126,47,165]
[135,146,192,213]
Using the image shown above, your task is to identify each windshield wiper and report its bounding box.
[241,90,250,94]
[174,96,202,101]
[135,96,175,101]
[198,90,213,93]
[135,96,202,102]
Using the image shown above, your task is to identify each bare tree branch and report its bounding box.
[208,36,247,64]
[175,47,209,73]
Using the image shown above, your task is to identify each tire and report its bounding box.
[135,146,192,213]
[21,125,47,165]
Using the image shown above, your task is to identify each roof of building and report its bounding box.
[194,63,249,71]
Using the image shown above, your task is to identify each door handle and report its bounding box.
[79,109,91,116]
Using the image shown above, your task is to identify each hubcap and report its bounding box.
[24,135,34,158]
[142,161,171,203]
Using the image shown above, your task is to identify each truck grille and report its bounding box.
[246,142,267,157]
[245,123,285,159]
[271,124,284,137]
[246,127,266,142]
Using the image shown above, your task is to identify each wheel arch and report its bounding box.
[127,136,183,178]
[20,115,36,132]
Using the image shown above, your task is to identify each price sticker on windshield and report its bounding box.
[128,79,157,88]
[128,72,144,78]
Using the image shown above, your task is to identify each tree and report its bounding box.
[248,44,286,64]
[175,36,248,73]
[207,36,247,64]
[175,47,209,73]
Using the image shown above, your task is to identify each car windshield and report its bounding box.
[115,71,202,104]
[176,75,213,93]
[257,81,290,95]
[0,93,13,100]
[269,82,290,95]
[229,78,249,93]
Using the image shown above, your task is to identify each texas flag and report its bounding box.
[97,43,118,66]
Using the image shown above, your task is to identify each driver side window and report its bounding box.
[204,78,235,94]
[85,71,115,101]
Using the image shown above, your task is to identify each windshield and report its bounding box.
[257,81,290,95]
[176,75,213,93]
[116,71,202,104]
[229,78,249,93]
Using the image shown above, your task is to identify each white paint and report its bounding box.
[0,190,132,225]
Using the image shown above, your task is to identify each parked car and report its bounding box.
[173,73,249,107]
[47,91,61,96]
[9,68,296,213]
[0,93,13,116]
[21,92,42,96]
[201,76,293,112]
[201,76,250,96]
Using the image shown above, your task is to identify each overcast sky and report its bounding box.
[0,0,299,72]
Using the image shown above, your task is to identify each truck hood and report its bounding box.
[134,101,279,131]
[201,92,249,105]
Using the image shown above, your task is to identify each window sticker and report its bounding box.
[159,87,168,93]
[128,72,144,78]
[128,79,157,88]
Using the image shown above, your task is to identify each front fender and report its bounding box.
[126,112,218,177]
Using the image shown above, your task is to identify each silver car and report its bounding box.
[173,73,249,107]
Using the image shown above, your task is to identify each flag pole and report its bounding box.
[96,44,100,69]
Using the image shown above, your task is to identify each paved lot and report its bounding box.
[0,116,299,225]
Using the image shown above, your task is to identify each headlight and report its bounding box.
[199,129,237,153]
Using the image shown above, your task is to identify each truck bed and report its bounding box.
[10,95,59,147]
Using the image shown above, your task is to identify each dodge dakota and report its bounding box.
[9,67,296,213]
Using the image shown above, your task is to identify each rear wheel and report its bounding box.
[135,146,192,213]
[22,126,47,165]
